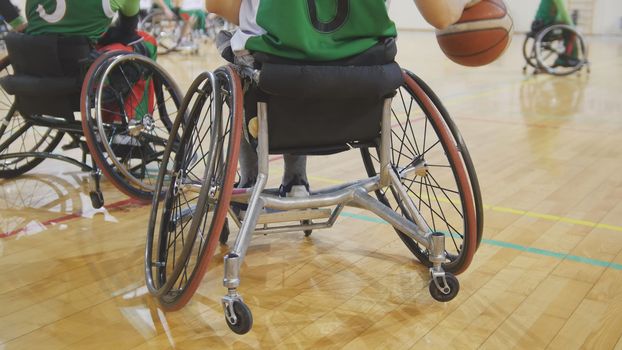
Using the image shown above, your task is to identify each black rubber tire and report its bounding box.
[89,191,104,209]
[81,51,182,201]
[360,70,482,275]
[534,24,588,76]
[429,272,460,302]
[219,218,231,245]
[226,301,254,335]
[145,66,243,312]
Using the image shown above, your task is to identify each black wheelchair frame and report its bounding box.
[522,22,590,76]
[0,33,182,207]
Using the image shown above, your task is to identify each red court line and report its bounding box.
[1,155,286,239]
[0,198,147,239]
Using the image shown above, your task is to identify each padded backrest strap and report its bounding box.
[6,32,64,76]
[259,63,403,100]
[5,32,91,77]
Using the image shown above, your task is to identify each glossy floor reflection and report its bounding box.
[1,31,622,349]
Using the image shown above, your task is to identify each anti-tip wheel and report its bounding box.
[89,191,104,209]
[302,220,312,237]
[219,218,230,245]
[225,300,253,335]
[429,272,460,302]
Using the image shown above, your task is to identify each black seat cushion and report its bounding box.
[259,62,403,101]
[0,32,92,118]
[249,38,403,155]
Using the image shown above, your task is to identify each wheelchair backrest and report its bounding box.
[0,32,92,118]
[254,38,404,155]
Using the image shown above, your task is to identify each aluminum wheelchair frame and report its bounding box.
[145,64,482,335]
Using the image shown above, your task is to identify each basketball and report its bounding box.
[435,0,514,67]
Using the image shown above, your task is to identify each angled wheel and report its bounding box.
[361,70,482,275]
[0,57,64,178]
[522,34,538,71]
[139,10,183,55]
[145,66,243,311]
[429,272,459,302]
[535,24,588,76]
[81,51,182,201]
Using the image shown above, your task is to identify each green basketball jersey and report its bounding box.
[535,0,573,26]
[232,0,397,61]
[25,0,140,40]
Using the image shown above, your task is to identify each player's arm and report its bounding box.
[552,0,573,25]
[413,0,479,29]
[100,0,141,45]
[0,0,26,31]
[153,0,177,19]
[205,0,241,25]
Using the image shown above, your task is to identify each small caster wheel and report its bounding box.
[225,300,253,335]
[302,220,312,237]
[89,191,104,209]
[219,218,230,245]
[429,272,459,302]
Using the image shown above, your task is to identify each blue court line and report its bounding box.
[340,212,622,271]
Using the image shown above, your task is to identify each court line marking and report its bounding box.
[4,60,620,259]
[482,204,622,232]
[0,198,147,238]
[0,155,289,239]
[339,212,622,271]
[306,174,622,233]
[3,179,620,272]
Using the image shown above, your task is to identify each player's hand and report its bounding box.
[14,23,27,32]
[465,0,482,8]
[98,26,142,46]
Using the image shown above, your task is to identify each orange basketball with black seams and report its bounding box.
[436,0,514,67]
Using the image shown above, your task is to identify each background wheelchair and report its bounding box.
[0,33,182,208]
[139,8,185,54]
[522,21,589,76]
[145,46,483,334]
[139,8,232,55]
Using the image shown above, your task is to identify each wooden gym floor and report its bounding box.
[1,31,622,349]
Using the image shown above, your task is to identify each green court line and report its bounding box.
[340,212,622,271]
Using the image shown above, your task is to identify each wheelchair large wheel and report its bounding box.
[145,66,243,311]
[535,24,588,76]
[81,51,182,201]
[0,58,64,178]
[361,70,482,275]
[522,34,538,72]
[139,10,183,55]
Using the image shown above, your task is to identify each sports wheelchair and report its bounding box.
[139,8,232,55]
[145,41,483,334]
[522,21,589,76]
[139,8,185,54]
[0,33,182,208]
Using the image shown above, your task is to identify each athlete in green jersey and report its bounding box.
[207,0,478,197]
[531,0,579,66]
[23,0,139,41]
[534,0,573,28]
[209,0,477,61]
